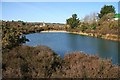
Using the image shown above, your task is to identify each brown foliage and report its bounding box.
[61,52,119,78]
[2,45,62,78]
[2,46,120,78]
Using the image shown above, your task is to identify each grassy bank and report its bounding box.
[2,45,120,78]
[68,31,119,42]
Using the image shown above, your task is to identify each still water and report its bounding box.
[25,32,119,64]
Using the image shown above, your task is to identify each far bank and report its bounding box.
[41,30,119,42]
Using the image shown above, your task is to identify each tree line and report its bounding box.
[66,5,119,35]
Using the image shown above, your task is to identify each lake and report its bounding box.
[25,32,119,65]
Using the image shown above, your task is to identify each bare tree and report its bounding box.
[83,12,98,24]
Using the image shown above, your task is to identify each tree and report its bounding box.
[83,12,98,24]
[98,13,115,25]
[98,5,115,18]
[66,14,80,29]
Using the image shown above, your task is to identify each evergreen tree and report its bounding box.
[98,5,115,18]
[66,14,80,29]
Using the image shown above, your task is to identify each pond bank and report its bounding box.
[41,30,119,42]
[2,45,120,78]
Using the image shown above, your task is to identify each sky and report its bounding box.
[1,2,119,23]
[1,0,119,2]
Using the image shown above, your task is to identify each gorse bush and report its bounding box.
[2,45,120,78]
[2,45,62,78]
[2,25,29,50]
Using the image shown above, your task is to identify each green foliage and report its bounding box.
[98,5,115,18]
[2,25,29,49]
[19,35,29,43]
[66,14,80,29]
[90,23,96,30]
[79,22,89,32]
[80,25,88,32]
[114,14,120,18]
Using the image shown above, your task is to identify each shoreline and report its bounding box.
[41,30,68,33]
[41,30,119,42]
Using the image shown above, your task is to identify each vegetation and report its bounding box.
[66,14,80,29]
[0,21,70,58]
[1,21,65,50]
[2,45,120,78]
[2,25,29,50]
[65,5,119,41]
[62,52,119,78]
[98,5,115,18]
[97,13,119,35]
[2,45,62,78]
